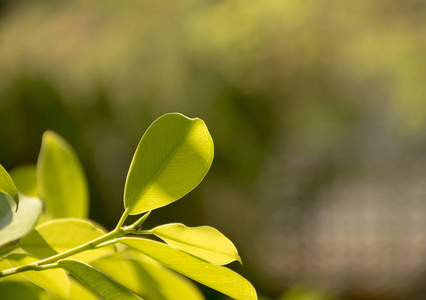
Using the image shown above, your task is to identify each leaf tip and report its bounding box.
[42,130,63,146]
[42,130,57,141]
[0,164,20,209]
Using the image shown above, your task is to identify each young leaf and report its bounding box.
[5,254,70,299]
[152,223,241,265]
[19,219,115,263]
[0,164,19,208]
[58,259,142,300]
[117,238,258,300]
[91,251,205,300]
[37,131,89,218]
[124,113,214,215]
[0,193,42,248]
[10,165,38,198]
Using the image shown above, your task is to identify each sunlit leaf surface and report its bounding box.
[37,131,89,218]
[152,223,241,265]
[124,113,214,215]
[118,238,257,300]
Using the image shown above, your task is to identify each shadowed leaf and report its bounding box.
[0,164,19,208]
[0,194,42,248]
[58,259,142,300]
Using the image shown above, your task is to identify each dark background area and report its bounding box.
[1,1,426,299]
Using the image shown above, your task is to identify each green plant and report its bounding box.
[0,113,257,299]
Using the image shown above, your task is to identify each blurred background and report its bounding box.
[1,1,426,299]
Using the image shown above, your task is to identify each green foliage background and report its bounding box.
[1,1,426,299]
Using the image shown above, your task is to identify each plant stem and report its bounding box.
[34,229,122,266]
[0,209,154,279]
[137,230,154,235]
[115,207,130,231]
[0,229,123,278]
[1,262,59,276]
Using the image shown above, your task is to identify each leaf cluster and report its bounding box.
[0,113,257,299]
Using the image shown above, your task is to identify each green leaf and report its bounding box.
[117,238,257,300]
[124,113,214,215]
[0,193,42,248]
[19,219,115,263]
[0,281,51,300]
[69,278,99,300]
[37,131,89,218]
[58,259,142,300]
[10,165,38,198]
[152,223,241,265]
[5,254,70,299]
[0,164,19,208]
[91,251,205,300]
